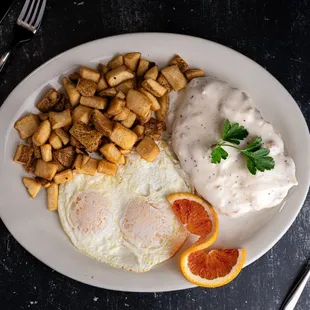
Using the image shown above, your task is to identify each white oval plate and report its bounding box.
[0,33,309,292]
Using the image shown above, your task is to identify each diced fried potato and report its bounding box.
[107,55,124,69]
[28,138,42,158]
[107,97,126,116]
[117,155,125,165]
[157,73,173,92]
[115,79,135,95]
[14,114,40,139]
[53,94,67,112]
[115,91,125,99]
[97,159,117,176]
[161,65,188,91]
[184,69,204,81]
[141,79,167,97]
[24,158,37,174]
[145,118,163,140]
[105,65,135,87]
[53,160,66,172]
[91,109,113,137]
[63,77,80,107]
[72,105,92,125]
[40,144,53,162]
[138,88,160,111]
[99,143,122,163]
[110,123,138,150]
[35,177,52,188]
[155,93,169,121]
[69,72,80,82]
[49,132,63,150]
[75,157,98,176]
[23,177,41,198]
[97,76,109,92]
[38,113,49,121]
[32,120,52,146]
[80,96,107,109]
[47,183,59,210]
[121,111,136,128]
[53,146,76,168]
[132,124,145,140]
[119,148,131,155]
[76,78,97,97]
[126,89,152,118]
[98,63,109,75]
[113,107,130,121]
[136,137,160,162]
[54,169,74,184]
[144,65,158,80]
[49,109,72,129]
[137,59,150,77]
[70,135,84,149]
[124,52,141,71]
[169,55,189,72]
[54,128,70,145]
[80,66,100,83]
[136,110,152,124]
[13,144,33,165]
[81,155,90,167]
[34,159,58,181]
[99,87,117,97]
[36,88,61,112]
[73,154,83,169]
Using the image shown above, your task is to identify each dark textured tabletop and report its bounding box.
[0,1,309,309]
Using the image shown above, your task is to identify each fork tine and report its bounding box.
[29,0,42,26]
[24,0,36,24]
[18,0,31,21]
[33,0,46,29]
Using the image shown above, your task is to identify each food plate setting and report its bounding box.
[0,33,309,293]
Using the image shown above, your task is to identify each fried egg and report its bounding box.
[58,142,192,272]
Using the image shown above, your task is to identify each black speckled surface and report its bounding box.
[0,1,309,309]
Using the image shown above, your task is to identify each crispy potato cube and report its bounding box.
[97,76,109,92]
[49,132,63,150]
[132,124,145,140]
[40,144,53,162]
[99,87,117,97]
[63,77,80,107]
[137,110,152,125]
[137,59,150,77]
[68,72,80,82]
[47,183,59,210]
[161,65,188,91]
[35,177,52,188]
[70,135,84,149]
[141,79,167,97]
[169,55,189,72]
[144,65,158,80]
[91,109,113,137]
[121,111,136,128]
[24,158,37,174]
[184,69,204,81]
[13,144,33,165]
[115,91,125,99]
[80,66,100,83]
[54,128,70,145]
[75,157,98,176]
[80,96,107,109]
[113,107,130,121]
[34,159,58,181]
[110,123,138,150]
[119,148,131,155]
[107,55,124,69]
[157,73,173,92]
[53,146,76,168]
[32,120,52,146]
[72,105,92,125]
[53,94,68,112]
[145,118,163,140]
[49,109,72,129]
[36,88,61,112]
[14,114,40,139]
[23,177,41,198]
[81,155,90,167]
[117,155,125,165]
[76,78,97,97]
[155,93,169,121]
[136,137,160,162]
[99,143,122,163]
[105,65,135,87]
[27,138,42,158]
[38,113,49,121]
[54,169,74,184]
[124,52,141,71]
[115,79,135,95]
[73,154,83,169]
[107,97,126,116]
[97,159,117,176]
[138,88,160,111]
[54,160,66,172]
[98,63,109,75]
[126,89,152,118]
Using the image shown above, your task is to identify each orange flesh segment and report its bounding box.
[188,249,239,280]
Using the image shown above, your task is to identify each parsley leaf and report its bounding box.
[211,146,228,164]
[221,119,249,145]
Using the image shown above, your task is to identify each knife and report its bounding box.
[0,0,17,25]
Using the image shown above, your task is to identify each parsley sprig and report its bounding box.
[211,120,275,175]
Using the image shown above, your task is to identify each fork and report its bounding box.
[0,0,46,73]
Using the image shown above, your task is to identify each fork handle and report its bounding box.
[0,50,12,73]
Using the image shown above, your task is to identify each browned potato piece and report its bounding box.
[72,105,92,125]
[115,79,135,95]
[32,120,52,146]
[13,144,33,165]
[124,52,141,71]
[24,158,37,174]
[121,111,136,128]
[49,132,63,150]
[161,65,188,91]
[80,66,100,83]
[80,96,107,109]
[169,55,189,72]
[138,88,160,111]
[75,157,98,176]
[110,123,138,150]
[53,146,76,168]
[47,183,59,210]
[53,160,66,172]
[97,159,117,176]
[145,118,163,140]
[76,78,97,97]
[98,63,109,75]
[54,128,70,145]
[105,65,135,87]
[97,76,109,92]
[63,77,80,107]
[23,177,41,198]
[107,97,126,116]
[91,109,113,137]
[132,125,145,140]
[40,144,53,162]
[69,72,80,82]
[73,154,83,169]
[113,107,130,121]
[107,55,124,69]
[115,91,125,99]
[38,113,49,121]
[99,143,122,163]
[14,114,40,139]
[141,79,167,97]
[136,110,152,125]
[126,89,152,118]
[54,169,74,184]
[144,65,158,80]
[136,59,150,77]
[35,177,52,188]
[157,73,173,92]
[99,87,117,97]
[81,154,90,167]
[70,135,84,149]
[184,69,204,81]
[27,138,42,158]
[136,137,160,162]
[117,155,125,165]
[36,88,61,112]
[49,109,72,129]
[155,93,169,121]
[119,148,131,155]
[34,159,58,181]
[53,94,68,112]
